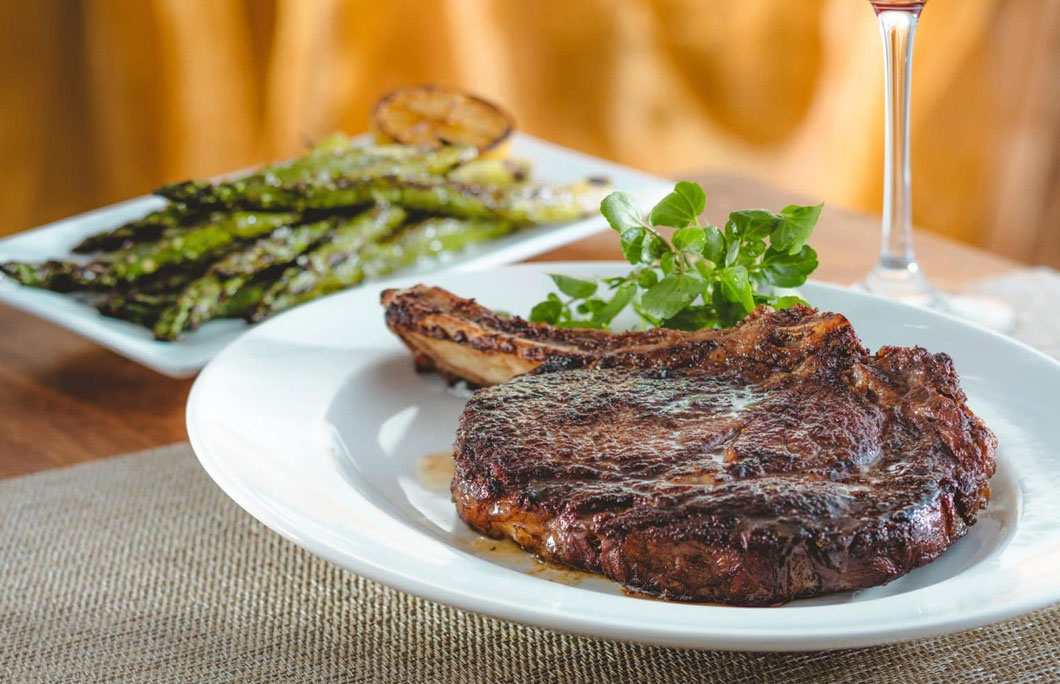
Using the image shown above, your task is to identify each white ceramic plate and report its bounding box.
[187,262,1060,651]
[0,135,671,377]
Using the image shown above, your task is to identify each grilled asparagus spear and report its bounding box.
[173,173,608,224]
[158,144,476,209]
[97,291,180,328]
[247,206,411,321]
[94,261,213,326]
[151,218,338,340]
[358,216,515,280]
[4,211,300,291]
[71,204,196,254]
[0,259,104,291]
[211,221,336,278]
[106,211,300,284]
[250,216,513,321]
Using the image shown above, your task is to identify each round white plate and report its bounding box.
[187,262,1060,651]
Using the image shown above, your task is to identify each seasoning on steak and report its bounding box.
[382,285,998,605]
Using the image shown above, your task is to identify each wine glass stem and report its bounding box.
[880,8,917,269]
[865,5,938,305]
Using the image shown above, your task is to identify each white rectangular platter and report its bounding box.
[0,134,673,376]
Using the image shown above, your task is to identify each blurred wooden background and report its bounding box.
[2,0,1057,266]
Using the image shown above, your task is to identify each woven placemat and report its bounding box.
[1,447,1057,683]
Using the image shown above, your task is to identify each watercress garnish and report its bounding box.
[528,181,822,330]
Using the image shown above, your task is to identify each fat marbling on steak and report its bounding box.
[381,285,998,605]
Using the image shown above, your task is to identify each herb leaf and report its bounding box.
[724,240,740,266]
[727,209,777,241]
[600,192,643,234]
[718,265,755,314]
[641,273,703,320]
[603,191,649,266]
[761,245,818,287]
[619,227,645,265]
[702,226,725,263]
[663,305,716,331]
[637,269,659,288]
[770,203,823,255]
[649,181,706,228]
[774,295,809,310]
[641,233,667,264]
[530,297,562,324]
[549,273,597,299]
[673,226,706,253]
[594,284,637,324]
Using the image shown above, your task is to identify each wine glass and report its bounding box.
[860,0,1014,330]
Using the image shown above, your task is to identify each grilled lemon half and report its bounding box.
[371,85,514,159]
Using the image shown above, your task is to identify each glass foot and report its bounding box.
[853,262,1015,333]
[859,261,942,309]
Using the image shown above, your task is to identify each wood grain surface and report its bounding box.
[0,173,1020,478]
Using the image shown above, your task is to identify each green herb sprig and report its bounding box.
[529,181,822,330]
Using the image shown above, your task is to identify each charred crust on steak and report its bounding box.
[381,284,998,605]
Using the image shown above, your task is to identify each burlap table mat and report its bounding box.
[3,267,1059,683]
[2,445,1058,684]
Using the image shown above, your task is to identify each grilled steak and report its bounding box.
[382,285,998,604]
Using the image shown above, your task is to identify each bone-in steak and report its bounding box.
[382,285,997,604]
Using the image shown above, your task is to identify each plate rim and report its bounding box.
[187,261,1060,651]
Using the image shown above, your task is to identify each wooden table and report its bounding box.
[0,173,1021,479]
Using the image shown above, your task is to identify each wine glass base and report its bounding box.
[857,262,944,308]
[851,264,1015,333]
